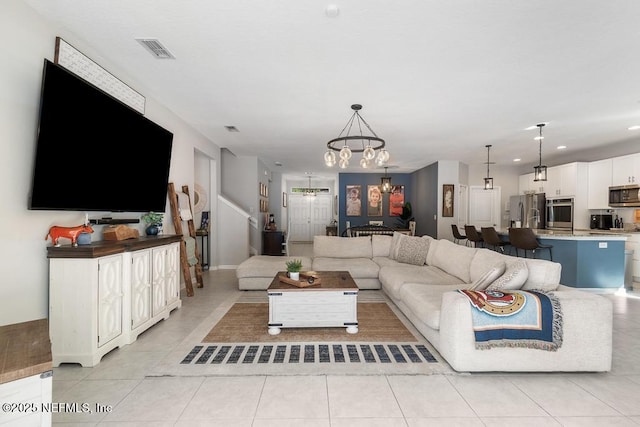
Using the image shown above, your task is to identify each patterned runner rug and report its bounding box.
[149,298,456,376]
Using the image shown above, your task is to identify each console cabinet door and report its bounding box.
[98,256,123,347]
[165,243,180,305]
[130,250,152,330]
[151,246,168,316]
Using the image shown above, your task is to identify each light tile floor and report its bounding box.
[52,245,640,426]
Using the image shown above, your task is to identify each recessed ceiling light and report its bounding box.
[557,145,567,150]
[325,4,340,17]
[513,158,521,162]
[628,125,640,130]
[274,161,282,167]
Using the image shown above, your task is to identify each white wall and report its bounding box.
[0,1,220,326]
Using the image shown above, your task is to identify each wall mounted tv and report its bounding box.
[28,59,173,212]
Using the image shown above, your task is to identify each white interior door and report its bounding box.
[468,186,501,228]
[288,194,332,241]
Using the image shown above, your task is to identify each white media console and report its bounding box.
[48,235,182,367]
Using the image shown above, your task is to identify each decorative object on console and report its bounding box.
[484,144,494,190]
[533,123,548,182]
[102,225,140,241]
[285,258,303,281]
[141,211,164,235]
[193,183,207,214]
[199,211,210,231]
[46,224,94,247]
[324,104,389,169]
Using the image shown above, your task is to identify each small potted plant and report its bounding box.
[141,212,164,236]
[285,259,303,281]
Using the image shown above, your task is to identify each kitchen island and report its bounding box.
[498,228,630,289]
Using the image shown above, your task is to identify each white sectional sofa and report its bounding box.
[235,233,613,372]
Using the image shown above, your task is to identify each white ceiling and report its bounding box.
[23,0,640,177]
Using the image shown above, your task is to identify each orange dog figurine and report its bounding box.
[46,224,94,247]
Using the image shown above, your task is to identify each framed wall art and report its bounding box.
[367,185,383,217]
[389,185,405,216]
[442,184,454,217]
[346,185,362,216]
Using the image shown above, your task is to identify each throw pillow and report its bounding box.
[389,231,404,260]
[468,261,506,291]
[487,260,529,291]
[395,234,430,266]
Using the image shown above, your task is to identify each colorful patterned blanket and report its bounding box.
[458,289,563,351]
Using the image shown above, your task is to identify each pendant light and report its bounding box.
[533,123,547,182]
[380,167,392,193]
[325,104,389,169]
[303,176,316,197]
[484,144,494,190]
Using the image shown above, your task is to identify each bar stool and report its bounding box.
[508,227,553,261]
[481,226,510,254]
[451,224,467,245]
[464,225,484,248]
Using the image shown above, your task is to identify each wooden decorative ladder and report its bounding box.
[167,183,204,297]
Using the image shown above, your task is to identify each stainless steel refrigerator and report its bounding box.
[509,193,546,229]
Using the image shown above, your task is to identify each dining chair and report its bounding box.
[481,226,510,254]
[451,224,467,245]
[508,227,553,261]
[464,225,484,248]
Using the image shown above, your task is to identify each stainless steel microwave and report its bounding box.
[609,185,640,207]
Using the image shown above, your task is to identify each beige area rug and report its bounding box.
[203,302,418,343]
[149,298,456,377]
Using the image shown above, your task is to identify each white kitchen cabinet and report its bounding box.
[545,163,584,198]
[48,235,182,367]
[612,154,640,186]
[588,158,613,209]
[519,172,546,194]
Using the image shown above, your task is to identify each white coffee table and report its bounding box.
[266,271,359,335]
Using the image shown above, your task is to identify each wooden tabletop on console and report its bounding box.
[0,319,52,384]
[268,270,358,291]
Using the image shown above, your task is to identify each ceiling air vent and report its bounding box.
[135,38,175,59]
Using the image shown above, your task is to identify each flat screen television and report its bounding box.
[28,60,173,212]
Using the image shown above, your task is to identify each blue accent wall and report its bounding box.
[338,173,412,234]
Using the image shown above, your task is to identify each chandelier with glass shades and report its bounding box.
[324,104,390,169]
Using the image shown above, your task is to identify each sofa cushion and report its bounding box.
[389,232,403,260]
[372,256,403,268]
[236,255,313,278]
[395,234,430,266]
[372,235,392,257]
[311,257,379,279]
[520,258,562,291]
[469,248,508,283]
[468,261,506,291]
[313,235,372,258]
[487,259,528,290]
[380,265,464,301]
[400,283,464,330]
[430,239,477,283]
